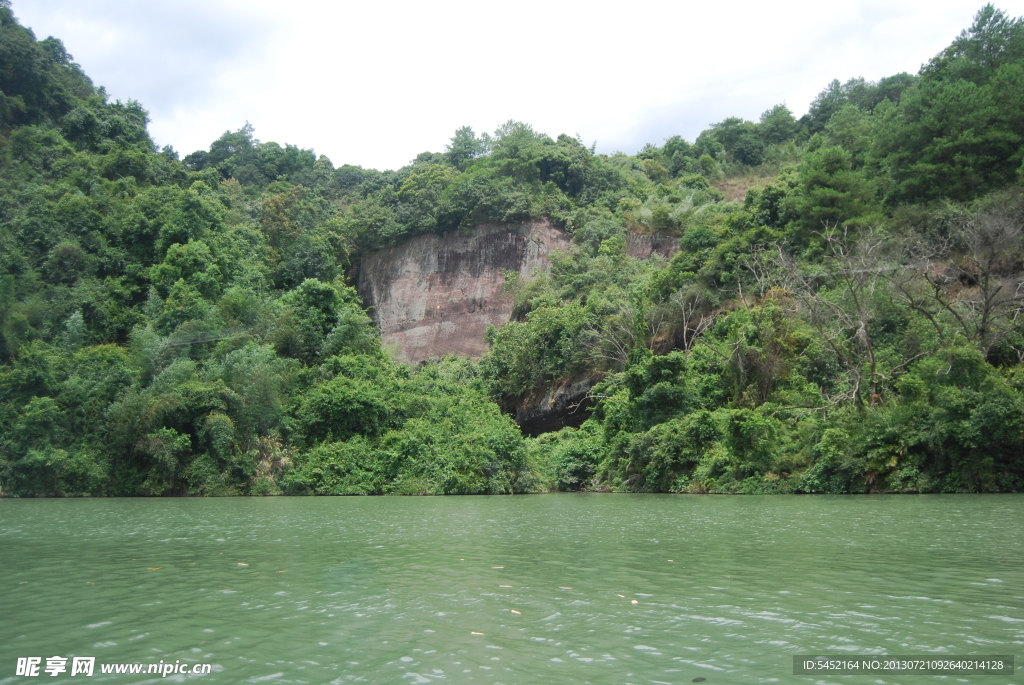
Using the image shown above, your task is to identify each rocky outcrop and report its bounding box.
[514,374,600,436]
[626,231,680,260]
[357,221,571,364]
[356,221,681,433]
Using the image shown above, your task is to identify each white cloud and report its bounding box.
[13,0,1023,169]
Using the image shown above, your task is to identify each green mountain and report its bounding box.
[2,1,1024,496]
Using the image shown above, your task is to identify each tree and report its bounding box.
[759,104,798,145]
[444,126,488,170]
[890,198,1024,358]
[924,4,1024,84]
[782,227,890,406]
[709,117,763,166]
[277,279,345,364]
[789,146,879,232]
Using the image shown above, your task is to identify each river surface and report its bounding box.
[0,494,1021,684]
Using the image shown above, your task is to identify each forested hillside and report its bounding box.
[2,1,1024,495]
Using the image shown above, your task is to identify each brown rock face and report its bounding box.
[626,231,680,260]
[514,374,600,436]
[357,221,571,364]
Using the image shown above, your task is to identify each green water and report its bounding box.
[1,495,1021,684]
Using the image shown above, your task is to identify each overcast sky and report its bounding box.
[13,0,1024,170]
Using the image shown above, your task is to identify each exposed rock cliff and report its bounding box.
[514,374,599,436]
[357,221,570,364]
[357,222,681,432]
[626,231,680,260]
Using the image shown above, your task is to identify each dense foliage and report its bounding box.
[2,2,1023,495]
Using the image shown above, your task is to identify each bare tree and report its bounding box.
[644,283,718,355]
[780,225,888,405]
[668,288,717,355]
[588,285,717,369]
[586,300,644,368]
[890,203,1024,357]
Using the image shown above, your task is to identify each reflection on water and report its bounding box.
[1,494,1021,684]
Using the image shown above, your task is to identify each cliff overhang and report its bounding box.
[357,221,571,364]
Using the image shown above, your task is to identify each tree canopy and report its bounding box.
[2,4,1024,496]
